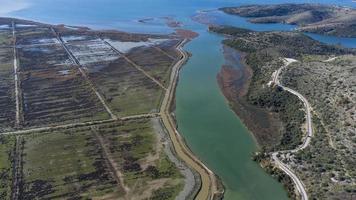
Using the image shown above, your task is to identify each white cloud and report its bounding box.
[0,0,30,15]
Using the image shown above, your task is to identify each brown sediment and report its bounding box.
[175,29,199,39]
[191,12,215,26]
[167,21,182,28]
[217,46,282,148]
[162,17,183,28]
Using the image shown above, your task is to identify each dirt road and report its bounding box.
[159,39,219,200]
[12,21,21,127]
[270,58,312,200]
[51,28,118,120]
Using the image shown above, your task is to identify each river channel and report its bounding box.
[6,0,356,199]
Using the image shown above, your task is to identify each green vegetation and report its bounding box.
[145,153,183,180]
[127,45,176,87]
[211,26,315,150]
[0,31,12,46]
[96,119,184,198]
[220,4,356,37]
[22,128,121,199]
[18,119,184,199]
[211,25,354,150]
[17,27,110,127]
[150,185,184,200]
[213,27,352,58]
[90,57,165,117]
[209,26,252,37]
[212,25,356,198]
[291,115,356,199]
[0,47,15,130]
[253,152,296,200]
[281,56,356,199]
[0,17,189,199]
[249,87,304,150]
[0,135,15,199]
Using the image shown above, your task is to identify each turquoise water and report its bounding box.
[306,33,356,48]
[175,24,289,199]
[5,0,356,199]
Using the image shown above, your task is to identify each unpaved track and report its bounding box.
[51,28,118,120]
[270,58,312,200]
[12,21,22,127]
[153,46,177,60]
[102,39,168,90]
[120,113,160,120]
[11,135,23,200]
[94,131,130,197]
[159,39,218,200]
[1,113,162,136]
[1,34,217,200]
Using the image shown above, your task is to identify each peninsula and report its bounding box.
[220,4,356,37]
[211,25,356,199]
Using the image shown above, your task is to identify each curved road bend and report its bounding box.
[160,39,219,200]
[270,58,313,200]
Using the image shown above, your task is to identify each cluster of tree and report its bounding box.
[150,186,176,200]
[211,26,354,59]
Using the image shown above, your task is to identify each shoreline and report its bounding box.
[160,38,224,200]
[216,45,283,150]
[1,16,221,199]
[216,45,297,198]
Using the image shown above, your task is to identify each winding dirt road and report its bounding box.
[270,58,313,200]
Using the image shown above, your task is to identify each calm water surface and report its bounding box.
[6,0,356,199]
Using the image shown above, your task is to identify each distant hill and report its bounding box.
[220,4,356,37]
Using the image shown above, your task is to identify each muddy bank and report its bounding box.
[175,29,199,39]
[217,46,282,148]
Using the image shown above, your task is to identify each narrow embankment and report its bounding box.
[12,21,22,127]
[160,39,221,200]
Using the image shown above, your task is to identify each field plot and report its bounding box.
[21,127,123,199]
[0,47,16,130]
[58,32,176,117]
[126,43,178,87]
[156,39,181,59]
[0,24,12,46]
[17,27,110,127]
[18,44,71,71]
[90,119,184,199]
[64,37,119,67]
[0,18,191,199]
[15,26,58,46]
[89,57,164,117]
[0,135,15,199]
[20,119,184,199]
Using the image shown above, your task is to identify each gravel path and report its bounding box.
[151,118,198,200]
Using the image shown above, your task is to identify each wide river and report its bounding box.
[6,0,356,199]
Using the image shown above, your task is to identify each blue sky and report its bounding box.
[0,0,30,15]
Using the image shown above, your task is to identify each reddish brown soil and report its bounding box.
[175,29,199,39]
[217,46,282,148]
